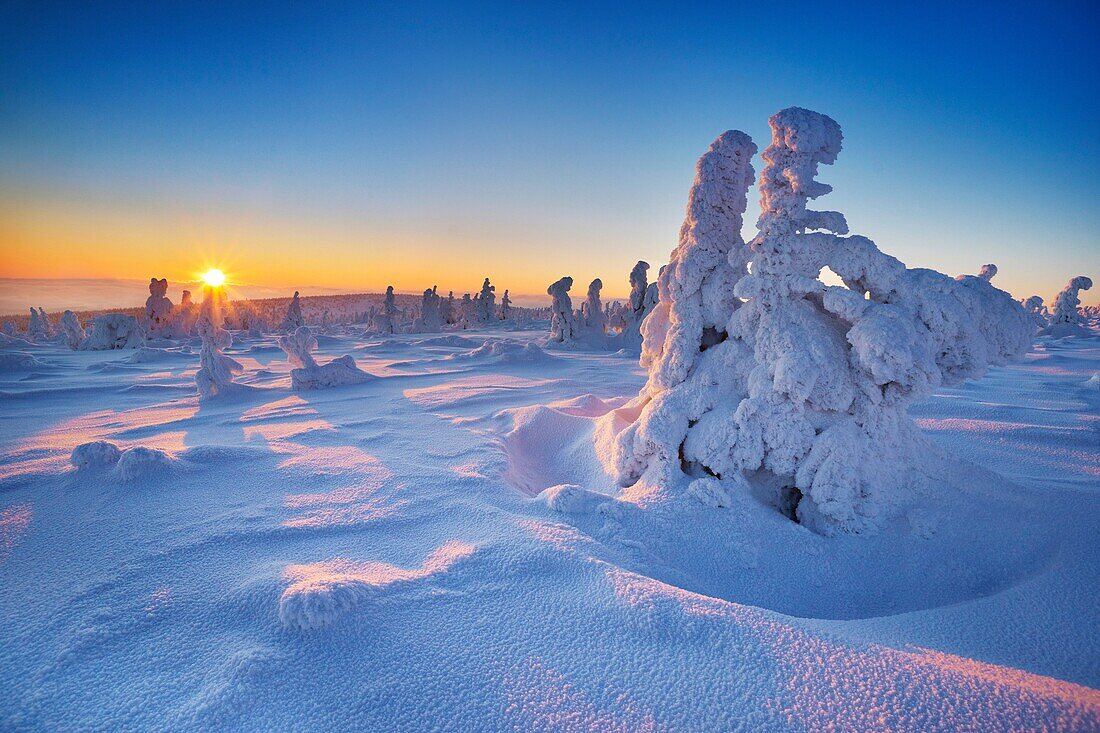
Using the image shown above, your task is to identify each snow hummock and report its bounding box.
[605,108,1034,533]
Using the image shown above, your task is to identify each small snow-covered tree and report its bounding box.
[500,289,513,320]
[443,291,458,325]
[145,278,173,336]
[281,291,305,331]
[1043,276,1093,336]
[195,288,242,398]
[1022,295,1048,330]
[607,108,1032,533]
[278,325,371,389]
[476,278,496,323]
[82,314,143,350]
[59,310,86,350]
[978,264,997,282]
[581,278,608,334]
[629,261,649,319]
[27,308,48,341]
[373,286,399,334]
[546,277,577,342]
[414,286,444,332]
[458,293,475,329]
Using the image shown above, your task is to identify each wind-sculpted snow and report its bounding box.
[278,326,373,389]
[609,108,1034,533]
[70,440,178,480]
[581,278,607,334]
[454,339,556,365]
[279,540,476,629]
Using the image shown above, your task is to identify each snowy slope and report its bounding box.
[1,326,1098,731]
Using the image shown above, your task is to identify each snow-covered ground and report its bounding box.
[1,324,1098,730]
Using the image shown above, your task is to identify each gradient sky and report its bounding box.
[1,0,1097,310]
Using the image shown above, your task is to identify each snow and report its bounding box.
[1043,276,1094,337]
[546,276,577,343]
[81,313,143,350]
[0,313,1098,730]
[279,326,373,390]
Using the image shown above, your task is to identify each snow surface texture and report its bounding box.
[0,313,1098,730]
[81,313,143,350]
[278,326,373,390]
[607,108,1034,533]
[195,290,243,399]
[1042,276,1094,337]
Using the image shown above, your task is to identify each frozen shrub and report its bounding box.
[281,291,305,331]
[372,286,400,334]
[607,108,1033,534]
[82,314,143,350]
[279,325,371,389]
[195,288,243,398]
[145,278,173,336]
[581,278,607,334]
[476,278,496,323]
[546,277,577,343]
[59,310,86,350]
[1042,276,1093,336]
[500,289,513,320]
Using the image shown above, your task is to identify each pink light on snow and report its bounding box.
[0,503,32,562]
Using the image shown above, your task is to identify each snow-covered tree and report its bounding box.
[442,291,458,325]
[27,308,48,341]
[546,277,577,343]
[145,278,173,336]
[82,314,143,350]
[500,289,513,320]
[606,108,1033,534]
[458,293,475,329]
[414,286,444,332]
[195,288,242,398]
[372,286,399,334]
[1043,276,1093,336]
[278,325,371,389]
[629,261,649,319]
[581,278,607,334]
[1022,295,1048,330]
[281,291,305,331]
[978,263,997,282]
[476,278,496,323]
[59,310,86,350]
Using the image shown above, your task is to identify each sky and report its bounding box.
[1,0,1098,313]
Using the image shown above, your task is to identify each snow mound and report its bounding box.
[537,483,610,514]
[279,540,476,630]
[501,404,613,496]
[125,347,173,364]
[69,441,177,480]
[456,340,556,365]
[291,355,373,390]
[415,334,483,349]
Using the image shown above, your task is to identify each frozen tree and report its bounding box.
[581,278,607,334]
[278,325,371,389]
[476,278,496,323]
[82,314,144,350]
[145,278,174,336]
[414,286,444,332]
[281,291,305,331]
[500,289,513,320]
[168,290,199,339]
[1022,295,1048,328]
[458,293,475,329]
[59,310,86,350]
[629,262,650,319]
[978,263,997,282]
[195,288,243,398]
[606,108,1032,534]
[372,286,399,334]
[546,277,577,343]
[27,308,48,341]
[1044,276,1093,336]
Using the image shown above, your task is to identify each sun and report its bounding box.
[201,268,226,287]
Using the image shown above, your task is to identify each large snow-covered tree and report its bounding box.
[606,108,1033,533]
[546,277,577,343]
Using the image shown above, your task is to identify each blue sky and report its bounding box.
[1,0,1097,306]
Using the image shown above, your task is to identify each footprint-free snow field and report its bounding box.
[1,326,1098,731]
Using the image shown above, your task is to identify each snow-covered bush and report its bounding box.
[278,325,372,389]
[27,307,50,341]
[144,277,173,336]
[59,310,85,350]
[581,278,607,334]
[546,277,577,343]
[1022,295,1048,329]
[606,108,1033,534]
[82,314,143,350]
[500,289,512,320]
[281,291,305,331]
[195,289,243,398]
[476,278,496,323]
[1041,276,1093,337]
